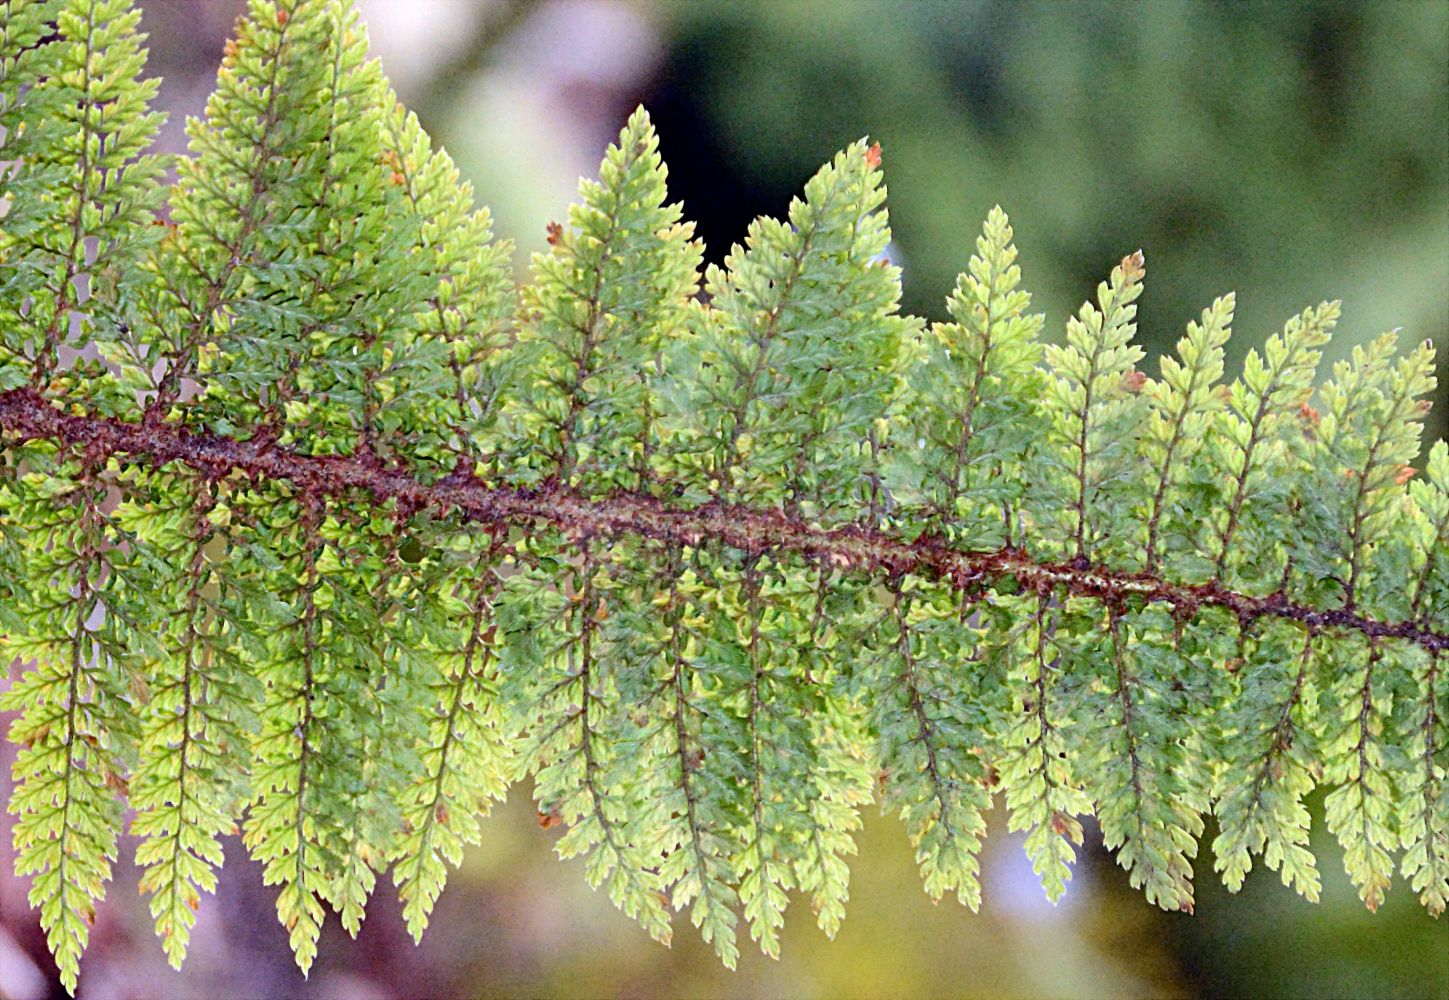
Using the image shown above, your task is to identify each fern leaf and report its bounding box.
[0,0,165,988]
[613,548,743,967]
[1141,294,1233,575]
[901,205,1046,545]
[1,459,143,993]
[242,502,348,973]
[1209,300,1338,588]
[391,539,512,942]
[997,594,1092,901]
[1212,622,1324,900]
[1313,336,1437,611]
[125,476,261,968]
[220,0,466,953]
[378,85,516,942]
[879,209,1047,906]
[146,0,329,419]
[1062,602,1202,911]
[1407,441,1449,627]
[2,2,1449,988]
[377,95,515,468]
[863,577,994,909]
[1400,644,1449,917]
[503,109,699,946]
[131,2,335,970]
[1315,335,1436,910]
[507,105,700,490]
[1036,251,1148,566]
[679,141,903,953]
[1,0,67,391]
[0,0,166,399]
[1400,444,1449,915]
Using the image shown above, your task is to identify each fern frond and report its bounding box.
[0,456,144,993]
[1399,441,1449,915]
[378,83,515,944]
[0,1,165,989]
[1,0,66,393]
[1097,606,1209,910]
[502,108,699,947]
[1036,252,1148,566]
[0,0,166,398]
[611,546,743,967]
[874,210,1045,906]
[1315,335,1437,910]
[125,475,261,968]
[901,205,1046,546]
[194,0,446,965]
[991,594,1088,901]
[1140,294,1233,574]
[1,2,1447,990]
[507,106,699,490]
[1212,622,1325,899]
[377,93,514,469]
[242,499,356,973]
[862,576,994,909]
[144,0,326,419]
[677,140,904,954]
[1209,300,1338,588]
[391,539,512,942]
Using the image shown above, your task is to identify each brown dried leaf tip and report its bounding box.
[864,141,882,170]
[545,220,564,246]
[1298,401,1321,427]
[1123,369,1148,393]
[1121,249,1146,284]
[1049,810,1083,843]
[981,759,1001,788]
[538,808,563,830]
[1395,465,1416,485]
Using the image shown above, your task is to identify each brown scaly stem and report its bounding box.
[2,387,1443,654]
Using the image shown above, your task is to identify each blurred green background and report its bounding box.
[0,1,1445,997]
